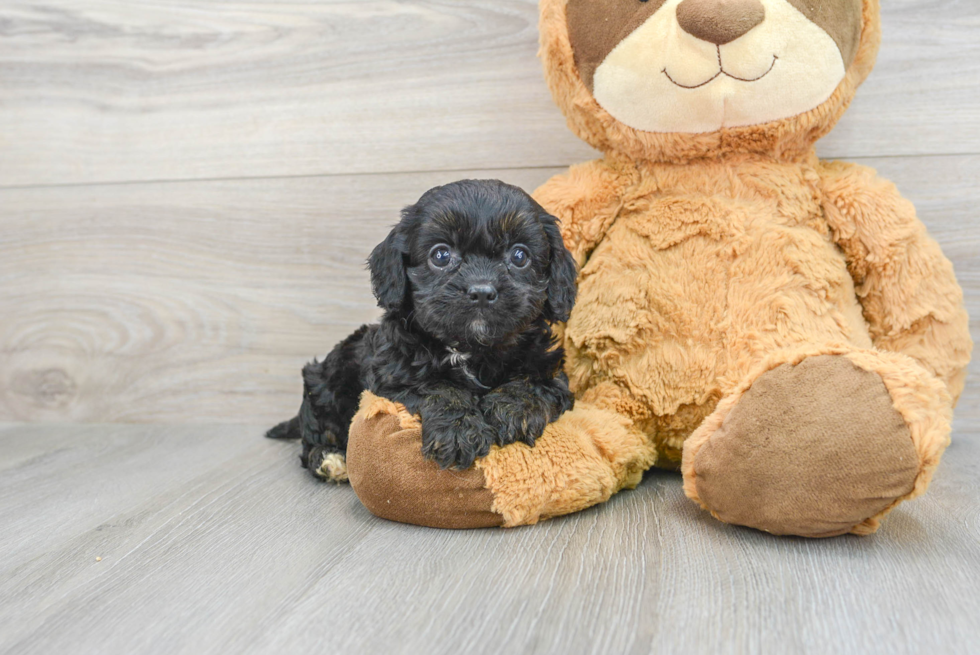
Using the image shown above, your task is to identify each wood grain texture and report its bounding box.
[2,157,977,424]
[0,0,977,188]
[0,167,560,422]
[1,422,977,655]
[2,2,978,653]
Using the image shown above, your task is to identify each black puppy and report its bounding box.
[267,179,577,480]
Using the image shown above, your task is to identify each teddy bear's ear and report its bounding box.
[368,214,410,313]
[541,213,578,323]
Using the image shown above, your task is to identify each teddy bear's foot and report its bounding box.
[345,392,657,528]
[682,351,951,537]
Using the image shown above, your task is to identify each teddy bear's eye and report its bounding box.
[510,245,530,268]
[429,245,453,268]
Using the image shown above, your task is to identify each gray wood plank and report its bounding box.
[0,0,976,188]
[0,423,275,566]
[0,423,377,654]
[2,156,977,425]
[1,423,977,655]
[0,167,560,424]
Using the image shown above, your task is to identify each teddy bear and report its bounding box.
[341,0,972,538]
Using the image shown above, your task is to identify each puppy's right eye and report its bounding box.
[429,245,452,268]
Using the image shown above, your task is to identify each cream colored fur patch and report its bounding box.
[592,0,846,133]
[316,452,349,483]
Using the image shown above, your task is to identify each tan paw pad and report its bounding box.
[691,355,918,537]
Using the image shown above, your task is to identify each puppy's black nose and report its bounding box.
[467,284,497,307]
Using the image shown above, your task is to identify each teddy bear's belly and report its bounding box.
[563,207,872,463]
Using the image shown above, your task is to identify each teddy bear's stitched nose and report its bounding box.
[676,0,766,46]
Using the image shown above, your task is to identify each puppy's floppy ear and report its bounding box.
[541,213,578,323]
[368,223,409,312]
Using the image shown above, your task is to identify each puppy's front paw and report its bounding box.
[304,446,349,483]
[420,409,496,470]
[481,378,574,447]
[481,388,549,447]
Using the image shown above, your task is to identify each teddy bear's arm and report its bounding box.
[533,158,636,267]
[818,161,972,402]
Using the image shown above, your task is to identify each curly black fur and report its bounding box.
[267,179,578,478]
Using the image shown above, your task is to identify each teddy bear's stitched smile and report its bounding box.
[662,48,779,90]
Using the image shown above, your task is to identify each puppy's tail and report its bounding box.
[265,415,301,440]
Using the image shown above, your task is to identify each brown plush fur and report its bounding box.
[344,0,971,536]
[346,390,657,528]
[346,393,504,529]
[539,0,879,164]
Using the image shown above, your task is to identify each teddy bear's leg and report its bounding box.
[681,346,952,537]
[346,391,658,528]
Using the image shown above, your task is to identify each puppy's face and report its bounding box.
[369,180,577,349]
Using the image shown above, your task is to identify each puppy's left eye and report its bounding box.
[429,245,453,268]
[509,245,530,268]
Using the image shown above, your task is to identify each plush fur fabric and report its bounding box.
[541,0,879,163]
[346,390,656,529]
[345,0,971,537]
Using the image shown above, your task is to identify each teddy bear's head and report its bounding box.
[540,0,880,162]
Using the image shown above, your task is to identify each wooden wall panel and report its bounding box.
[1,0,977,424]
[1,158,976,424]
[0,0,977,188]
[0,167,560,422]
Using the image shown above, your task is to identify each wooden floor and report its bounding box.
[1,421,979,654]
[2,1,979,653]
